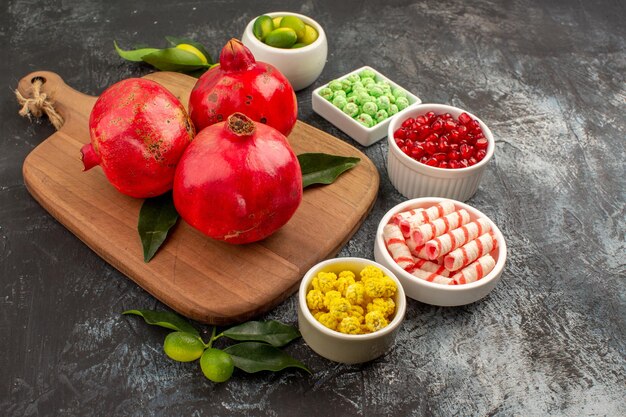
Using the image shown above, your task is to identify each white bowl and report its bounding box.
[312,66,421,147]
[387,104,495,201]
[242,12,327,91]
[298,257,406,364]
[374,197,507,306]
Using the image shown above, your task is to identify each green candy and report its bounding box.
[358,92,374,104]
[362,77,375,88]
[385,92,396,104]
[375,109,389,123]
[332,95,347,109]
[357,113,374,127]
[319,87,333,100]
[341,78,352,91]
[343,102,359,117]
[253,15,274,41]
[333,90,347,98]
[359,68,377,79]
[362,101,378,116]
[368,85,384,97]
[392,87,408,99]
[346,95,359,105]
[328,80,343,92]
[347,74,361,83]
[388,104,399,115]
[377,81,392,92]
[376,95,391,110]
[396,97,410,110]
[351,81,364,91]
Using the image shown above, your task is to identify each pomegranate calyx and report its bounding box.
[227,113,256,136]
[219,38,256,72]
[80,143,101,171]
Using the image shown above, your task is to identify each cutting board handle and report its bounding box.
[17,71,96,139]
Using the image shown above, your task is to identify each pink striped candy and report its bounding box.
[424,218,492,260]
[410,268,455,285]
[398,201,456,238]
[444,231,498,272]
[407,258,451,277]
[382,223,415,270]
[412,209,471,246]
[452,254,496,284]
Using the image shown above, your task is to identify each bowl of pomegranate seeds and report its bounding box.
[387,104,494,201]
[374,197,507,306]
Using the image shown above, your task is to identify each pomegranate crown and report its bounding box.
[219,39,256,72]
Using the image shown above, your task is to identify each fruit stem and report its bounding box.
[207,326,218,348]
[227,113,256,137]
[80,143,101,171]
[219,38,256,72]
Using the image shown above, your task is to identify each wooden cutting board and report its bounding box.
[16,71,380,325]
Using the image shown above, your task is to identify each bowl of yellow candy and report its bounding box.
[297,257,406,364]
[242,11,328,91]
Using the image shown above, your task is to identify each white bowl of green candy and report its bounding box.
[312,66,421,146]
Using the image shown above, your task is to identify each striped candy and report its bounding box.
[452,254,496,284]
[410,268,455,285]
[382,223,415,270]
[424,218,492,260]
[444,231,498,272]
[412,209,471,246]
[407,258,451,277]
[398,201,456,238]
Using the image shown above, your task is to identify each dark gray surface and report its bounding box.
[1,0,625,416]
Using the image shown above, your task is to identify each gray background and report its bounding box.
[1,0,624,416]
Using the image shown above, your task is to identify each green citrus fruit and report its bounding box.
[200,348,235,383]
[163,331,205,362]
[253,15,274,41]
[272,16,283,28]
[265,28,298,48]
[175,44,208,64]
[280,15,306,41]
[301,25,319,45]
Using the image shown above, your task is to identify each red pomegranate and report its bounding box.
[82,78,194,198]
[173,113,302,244]
[188,39,297,136]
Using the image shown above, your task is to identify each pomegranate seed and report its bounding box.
[433,152,447,162]
[459,159,469,167]
[401,146,409,153]
[449,129,460,142]
[444,119,456,131]
[426,111,436,121]
[474,132,484,139]
[402,118,414,128]
[408,130,420,141]
[470,120,482,132]
[438,161,449,168]
[417,125,429,139]
[395,139,405,147]
[468,156,478,166]
[443,113,453,120]
[449,143,459,151]
[458,112,472,125]
[420,156,429,163]
[416,115,427,124]
[447,150,461,160]
[475,138,489,149]
[449,160,460,169]
[431,119,444,132]
[395,128,407,139]
[424,141,437,155]
[458,125,468,137]
[460,143,473,159]
[411,144,425,158]
[426,133,439,142]
[438,138,449,152]
[475,149,486,161]
[425,157,439,166]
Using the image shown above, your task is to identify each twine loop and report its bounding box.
[15,78,64,130]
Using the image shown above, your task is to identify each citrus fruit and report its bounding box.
[280,15,306,40]
[200,348,235,382]
[175,43,208,64]
[163,331,205,362]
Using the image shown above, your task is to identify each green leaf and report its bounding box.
[123,309,199,335]
[141,47,210,72]
[298,153,361,188]
[165,36,214,65]
[114,41,160,62]
[223,342,311,374]
[138,192,179,262]
[222,320,301,347]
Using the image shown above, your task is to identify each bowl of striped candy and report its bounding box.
[374,197,507,306]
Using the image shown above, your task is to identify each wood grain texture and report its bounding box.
[16,71,379,325]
